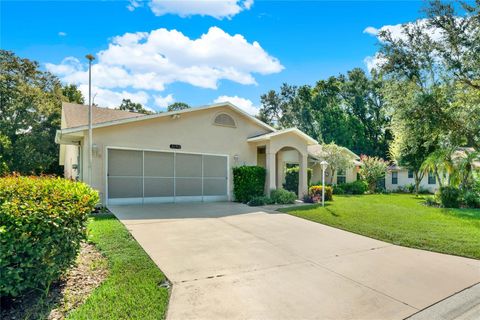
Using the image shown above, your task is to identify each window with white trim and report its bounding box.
[337,168,346,184]
[392,171,398,184]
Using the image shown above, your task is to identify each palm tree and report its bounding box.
[453,149,480,190]
[421,148,455,188]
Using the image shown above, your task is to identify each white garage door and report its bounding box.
[107,148,228,205]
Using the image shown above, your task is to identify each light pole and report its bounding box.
[86,54,95,185]
[320,160,329,207]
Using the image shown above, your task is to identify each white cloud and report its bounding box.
[78,85,151,110]
[46,27,282,108]
[148,0,253,19]
[153,94,175,108]
[127,0,142,12]
[214,95,259,115]
[58,31,67,37]
[363,19,445,72]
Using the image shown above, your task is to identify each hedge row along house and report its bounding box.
[56,102,360,205]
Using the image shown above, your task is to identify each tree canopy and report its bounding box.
[167,102,190,112]
[118,98,153,115]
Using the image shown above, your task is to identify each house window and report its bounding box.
[337,168,346,185]
[213,113,236,128]
[392,171,398,185]
[408,170,413,179]
[428,171,436,184]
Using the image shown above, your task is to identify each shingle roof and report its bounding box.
[62,102,144,129]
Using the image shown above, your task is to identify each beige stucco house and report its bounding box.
[385,165,440,193]
[56,102,359,205]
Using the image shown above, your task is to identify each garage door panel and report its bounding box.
[176,178,202,196]
[203,178,227,196]
[176,153,202,177]
[144,178,174,197]
[203,155,228,178]
[108,177,143,198]
[144,151,174,177]
[108,149,142,176]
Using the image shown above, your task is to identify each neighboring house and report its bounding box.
[385,164,440,193]
[57,102,360,205]
[385,148,480,193]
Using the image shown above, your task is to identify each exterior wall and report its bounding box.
[82,106,271,204]
[385,169,440,193]
[311,165,358,185]
[63,144,80,180]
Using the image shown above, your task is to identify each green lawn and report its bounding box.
[68,213,169,320]
[280,194,480,260]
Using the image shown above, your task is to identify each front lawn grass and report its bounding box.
[68,213,169,319]
[280,194,480,259]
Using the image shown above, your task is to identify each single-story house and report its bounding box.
[385,148,480,193]
[385,164,440,193]
[56,102,359,205]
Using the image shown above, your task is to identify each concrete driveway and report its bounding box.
[110,202,480,320]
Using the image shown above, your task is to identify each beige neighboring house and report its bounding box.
[56,102,358,205]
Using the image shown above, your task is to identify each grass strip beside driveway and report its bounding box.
[68,213,169,320]
[280,194,480,260]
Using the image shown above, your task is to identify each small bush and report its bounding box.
[0,176,99,297]
[233,166,266,203]
[247,196,271,206]
[302,194,315,203]
[270,189,297,204]
[424,196,439,207]
[283,167,312,195]
[341,180,368,195]
[439,186,461,208]
[418,186,432,194]
[463,190,480,208]
[309,185,333,202]
[333,185,345,195]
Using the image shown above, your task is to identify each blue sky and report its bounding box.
[1,1,426,112]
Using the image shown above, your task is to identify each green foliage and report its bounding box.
[0,50,65,175]
[309,185,333,201]
[283,166,312,195]
[439,186,461,208]
[167,102,191,112]
[61,84,85,104]
[118,98,153,115]
[320,142,355,180]
[339,180,368,195]
[247,196,273,207]
[359,155,387,192]
[258,68,392,158]
[232,166,266,203]
[332,184,345,195]
[462,190,480,209]
[0,176,99,297]
[424,196,439,207]
[270,189,297,204]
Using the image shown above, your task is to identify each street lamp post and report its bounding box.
[86,54,95,185]
[320,160,329,207]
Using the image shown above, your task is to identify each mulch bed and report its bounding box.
[1,242,108,320]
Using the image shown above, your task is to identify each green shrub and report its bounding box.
[333,185,345,195]
[341,180,368,195]
[439,186,461,208]
[463,190,480,208]
[270,189,297,204]
[424,195,439,207]
[247,196,270,206]
[283,167,312,195]
[309,185,333,201]
[0,176,99,297]
[233,166,266,203]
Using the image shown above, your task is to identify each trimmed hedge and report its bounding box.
[309,185,333,201]
[0,176,99,297]
[233,166,266,203]
[341,180,368,195]
[283,167,312,195]
[270,189,297,204]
